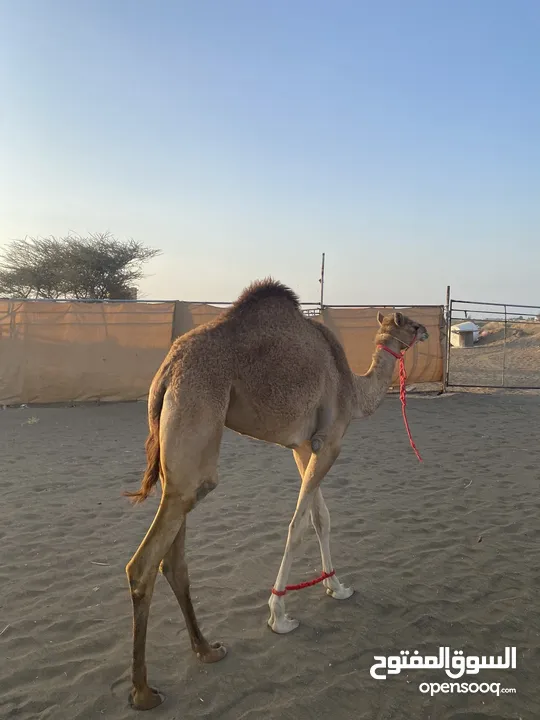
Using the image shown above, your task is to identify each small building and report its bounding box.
[450,321,479,348]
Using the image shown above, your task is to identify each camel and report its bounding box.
[124,278,428,710]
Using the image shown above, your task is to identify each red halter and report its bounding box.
[377,336,423,462]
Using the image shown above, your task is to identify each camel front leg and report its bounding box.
[311,489,354,600]
[268,442,340,634]
[294,445,353,600]
[267,496,314,633]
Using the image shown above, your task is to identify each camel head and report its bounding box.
[376,311,428,351]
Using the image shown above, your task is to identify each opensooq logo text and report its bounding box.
[370,646,516,681]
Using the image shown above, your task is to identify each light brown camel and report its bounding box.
[124,278,428,710]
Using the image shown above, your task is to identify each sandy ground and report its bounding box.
[1,393,539,720]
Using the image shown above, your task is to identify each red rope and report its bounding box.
[377,344,423,462]
[271,570,335,596]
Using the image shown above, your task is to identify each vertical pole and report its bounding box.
[442,285,450,392]
[445,292,452,390]
[501,304,507,386]
[319,252,325,312]
[170,300,178,345]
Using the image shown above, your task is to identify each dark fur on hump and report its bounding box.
[227,277,300,315]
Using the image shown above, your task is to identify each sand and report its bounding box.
[1,393,539,719]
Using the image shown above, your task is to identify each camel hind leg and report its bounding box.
[125,494,187,710]
[126,389,227,710]
[157,411,227,660]
[160,519,227,663]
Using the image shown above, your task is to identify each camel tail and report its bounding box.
[124,377,167,504]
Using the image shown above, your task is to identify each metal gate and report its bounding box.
[445,298,540,389]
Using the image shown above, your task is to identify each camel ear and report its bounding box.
[394,312,405,327]
[377,311,384,326]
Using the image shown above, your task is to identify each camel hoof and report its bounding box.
[268,613,300,634]
[326,584,354,600]
[129,686,165,711]
[197,641,228,664]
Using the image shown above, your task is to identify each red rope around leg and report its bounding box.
[271,570,335,596]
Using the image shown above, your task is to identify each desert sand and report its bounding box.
[1,392,539,719]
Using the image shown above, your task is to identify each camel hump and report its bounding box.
[226,278,300,315]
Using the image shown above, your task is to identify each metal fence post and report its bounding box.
[444,298,453,390]
[501,304,507,387]
[319,252,325,313]
[442,286,451,391]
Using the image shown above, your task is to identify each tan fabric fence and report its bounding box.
[0,300,444,405]
[316,306,444,384]
[0,300,175,404]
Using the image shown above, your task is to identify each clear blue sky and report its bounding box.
[1,1,539,305]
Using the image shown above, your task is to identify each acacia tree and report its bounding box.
[0,232,161,300]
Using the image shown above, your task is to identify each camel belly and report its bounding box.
[224,384,317,447]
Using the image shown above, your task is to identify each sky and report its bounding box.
[1,1,540,306]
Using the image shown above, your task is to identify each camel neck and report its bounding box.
[352,341,401,418]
